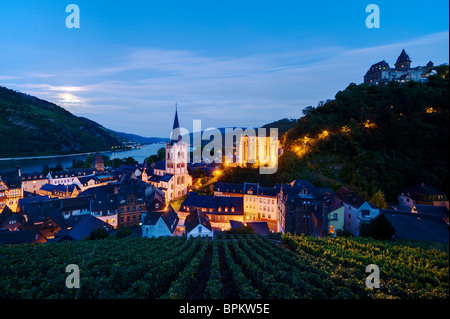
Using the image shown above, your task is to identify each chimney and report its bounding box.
[16,165,21,177]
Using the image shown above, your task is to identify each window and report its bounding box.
[361,210,370,218]
[329,225,335,234]
[198,226,202,233]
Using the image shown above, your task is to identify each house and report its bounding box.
[411,204,449,225]
[86,185,119,228]
[53,214,113,242]
[277,180,333,235]
[19,197,91,241]
[336,187,380,236]
[0,228,46,245]
[0,205,24,231]
[0,169,23,213]
[46,168,98,189]
[398,183,448,210]
[38,183,80,198]
[78,174,101,190]
[142,205,179,238]
[60,196,91,219]
[145,107,192,202]
[214,182,279,231]
[21,198,62,226]
[185,208,213,238]
[179,192,244,231]
[18,195,50,212]
[117,183,146,227]
[382,209,449,243]
[327,197,345,237]
[20,171,48,194]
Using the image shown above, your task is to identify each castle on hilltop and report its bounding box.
[364,49,437,86]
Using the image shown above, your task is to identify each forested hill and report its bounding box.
[220,65,449,202]
[0,86,127,158]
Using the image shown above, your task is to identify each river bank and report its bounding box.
[0,143,164,173]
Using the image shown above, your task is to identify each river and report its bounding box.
[0,143,165,173]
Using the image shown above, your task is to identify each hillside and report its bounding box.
[219,66,449,202]
[0,234,447,299]
[261,118,297,136]
[0,86,127,158]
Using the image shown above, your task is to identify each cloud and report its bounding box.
[4,31,449,136]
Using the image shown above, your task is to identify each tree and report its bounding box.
[157,147,165,161]
[360,214,395,240]
[226,225,256,235]
[88,227,110,240]
[116,226,132,239]
[370,190,388,209]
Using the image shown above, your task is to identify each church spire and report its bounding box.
[173,102,180,131]
[170,102,182,143]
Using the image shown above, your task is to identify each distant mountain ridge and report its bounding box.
[113,131,169,144]
[0,86,128,158]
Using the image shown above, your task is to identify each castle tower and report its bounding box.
[395,49,411,70]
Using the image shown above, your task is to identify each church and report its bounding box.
[142,106,192,203]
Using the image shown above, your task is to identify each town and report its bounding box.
[1,98,448,245]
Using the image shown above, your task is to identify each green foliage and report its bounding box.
[0,235,447,299]
[204,240,222,299]
[360,214,396,240]
[115,227,132,239]
[88,228,110,240]
[144,147,165,164]
[226,225,256,235]
[281,233,448,299]
[261,118,297,136]
[370,190,388,209]
[221,74,449,203]
[41,162,64,175]
[0,86,125,158]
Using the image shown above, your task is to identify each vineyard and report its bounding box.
[0,234,448,299]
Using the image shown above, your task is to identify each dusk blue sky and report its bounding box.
[1,0,448,137]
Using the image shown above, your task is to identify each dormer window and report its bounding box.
[218,207,222,212]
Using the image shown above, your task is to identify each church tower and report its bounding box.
[395,49,412,70]
[165,104,191,201]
